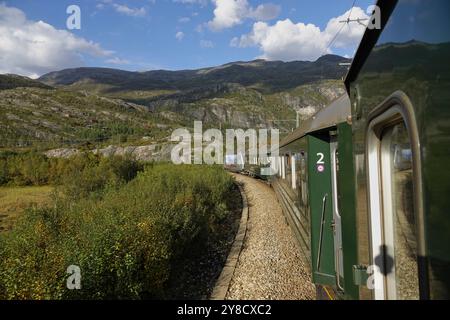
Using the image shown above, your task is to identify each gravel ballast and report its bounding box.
[226,174,316,300]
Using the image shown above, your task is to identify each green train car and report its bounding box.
[270,96,357,300]
[270,0,450,300]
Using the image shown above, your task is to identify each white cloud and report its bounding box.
[178,17,191,23]
[113,4,147,17]
[195,24,204,33]
[173,0,208,6]
[208,0,281,31]
[175,31,185,41]
[96,1,148,17]
[248,4,281,21]
[0,4,113,78]
[230,37,240,47]
[233,7,368,61]
[106,57,130,65]
[200,40,214,48]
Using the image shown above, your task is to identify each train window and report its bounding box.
[300,153,308,206]
[291,155,296,189]
[380,122,419,300]
[278,156,282,177]
[286,154,292,183]
[366,99,425,300]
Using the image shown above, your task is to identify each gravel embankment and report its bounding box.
[226,174,315,300]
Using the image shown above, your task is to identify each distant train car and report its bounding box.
[224,154,245,173]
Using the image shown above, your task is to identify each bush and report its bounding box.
[0,164,234,299]
[0,151,51,186]
[0,151,144,199]
[59,153,144,200]
[0,159,8,185]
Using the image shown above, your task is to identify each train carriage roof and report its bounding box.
[280,94,351,148]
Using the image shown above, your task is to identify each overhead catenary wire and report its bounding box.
[319,0,359,80]
[274,1,360,129]
[348,0,357,22]
[324,0,357,54]
[339,0,370,28]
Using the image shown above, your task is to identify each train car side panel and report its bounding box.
[274,138,312,269]
[337,122,359,299]
[347,0,450,299]
[308,133,335,285]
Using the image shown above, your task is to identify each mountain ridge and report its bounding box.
[1,55,348,150]
[39,55,351,93]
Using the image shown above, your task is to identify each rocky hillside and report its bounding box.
[0,85,179,149]
[0,74,51,90]
[1,56,348,150]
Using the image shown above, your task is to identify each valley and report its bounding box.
[1,56,348,155]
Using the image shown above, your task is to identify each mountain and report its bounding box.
[1,55,349,150]
[0,74,52,90]
[0,86,181,149]
[39,55,350,93]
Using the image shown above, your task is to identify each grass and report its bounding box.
[0,164,238,299]
[0,186,53,232]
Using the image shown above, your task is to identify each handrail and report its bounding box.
[335,247,345,291]
[316,193,328,272]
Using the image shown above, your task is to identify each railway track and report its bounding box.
[225,174,315,300]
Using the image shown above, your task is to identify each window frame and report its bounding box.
[365,91,427,300]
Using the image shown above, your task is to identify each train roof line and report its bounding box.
[279,94,351,148]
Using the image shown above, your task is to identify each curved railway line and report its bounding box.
[222,0,450,300]
[224,174,315,300]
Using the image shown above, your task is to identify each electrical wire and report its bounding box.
[324,0,357,53]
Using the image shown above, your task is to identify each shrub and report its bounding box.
[0,151,50,186]
[59,153,143,200]
[0,151,144,199]
[0,164,234,299]
[0,158,8,185]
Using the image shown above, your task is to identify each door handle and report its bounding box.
[316,193,328,272]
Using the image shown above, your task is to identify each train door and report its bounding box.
[308,133,336,288]
[330,138,344,292]
[366,101,427,300]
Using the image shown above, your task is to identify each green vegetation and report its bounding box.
[0,186,53,232]
[0,87,180,149]
[0,163,236,300]
[0,151,143,192]
[0,74,51,90]
[0,151,144,232]
[1,58,347,151]
[0,57,346,299]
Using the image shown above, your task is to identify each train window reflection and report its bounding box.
[382,121,420,300]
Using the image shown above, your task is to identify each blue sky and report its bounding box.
[1,0,374,77]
